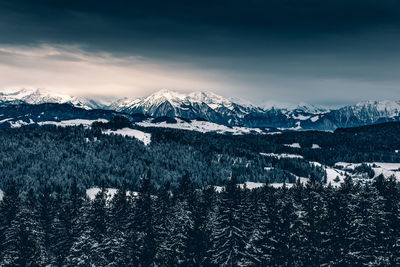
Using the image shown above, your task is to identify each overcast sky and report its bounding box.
[0,0,400,105]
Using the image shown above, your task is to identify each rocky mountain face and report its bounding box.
[1,88,400,130]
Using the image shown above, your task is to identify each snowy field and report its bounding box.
[214,178,310,192]
[260,152,304,159]
[284,143,301,148]
[1,118,109,128]
[335,162,400,181]
[38,119,109,127]
[86,187,137,200]
[102,128,151,145]
[137,118,264,135]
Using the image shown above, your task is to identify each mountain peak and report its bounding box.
[355,99,400,109]
[145,89,187,103]
[0,88,103,109]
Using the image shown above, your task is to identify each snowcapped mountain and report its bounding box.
[336,100,400,121]
[319,100,400,128]
[109,89,263,125]
[0,89,104,110]
[295,100,400,130]
[262,101,328,114]
[1,88,400,130]
[109,90,400,130]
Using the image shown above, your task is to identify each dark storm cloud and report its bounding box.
[2,0,400,53]
[0,0,400,104]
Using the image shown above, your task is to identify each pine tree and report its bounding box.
[345,184,387,266]
[161,198,194,265]
[67,199,103,266]
[0,180,20,256]
[1,200,47,266]
[64,178,84,251]
[246,185,279,266]
[37,184,56,263]
[380,176,400,266]
[154,182,173,265]
[332,175,357,266]
[210,176,250,266]
[51,189,71,265]
[105,184,130,266]
[274,186,297,266]
[187,186,216,266]
[89,187,108,243]
[127,170,157,266]
[297,177,328,266]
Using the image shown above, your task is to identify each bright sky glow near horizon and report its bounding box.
[1,0,400,106]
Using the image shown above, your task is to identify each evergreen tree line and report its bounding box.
[1,172,399,266]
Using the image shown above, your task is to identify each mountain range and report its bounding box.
[1,88,400,131]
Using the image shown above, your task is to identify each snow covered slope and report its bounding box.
[137,117,267,135]
[109,89,263,125]
[103,128,151,145]
[335,162,400,182]
[38,119,108,127]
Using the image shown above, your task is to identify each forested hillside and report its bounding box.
[0,121,399,193]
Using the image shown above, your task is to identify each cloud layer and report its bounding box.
[0,45,230,99]
[0,0,399,105]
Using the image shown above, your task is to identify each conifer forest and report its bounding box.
[0,123,399,266]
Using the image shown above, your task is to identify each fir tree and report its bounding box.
[210,176,250,266]
[0,180,20,256]
[1,201,47,266]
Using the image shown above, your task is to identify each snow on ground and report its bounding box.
[213,182,265,192]
[214,178,309,192]
[260,152,304,159]
[270,183,295,188]
[102,128,151,145]
[325,167,347,186]
[371,163,400,181]
[38,119,108,127]
[214,186,224,193]
[0,189,3,201]
[310,161,348,186]
[266,131,282,135]
[10,119,34,128]
[310,115,319,122]
[86,188,118,200]
[86,187,137,200]
[335,162,400,182]
[1,118,109,128]
[372,162,400,170]
[280,121,302,131]
[238,182,265,190]
[284,143,301,148]
[292,114,310,120]
[270,178,308,188]
[311,144,321,149]
[137,118,264,135]
[0,118,11,123]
